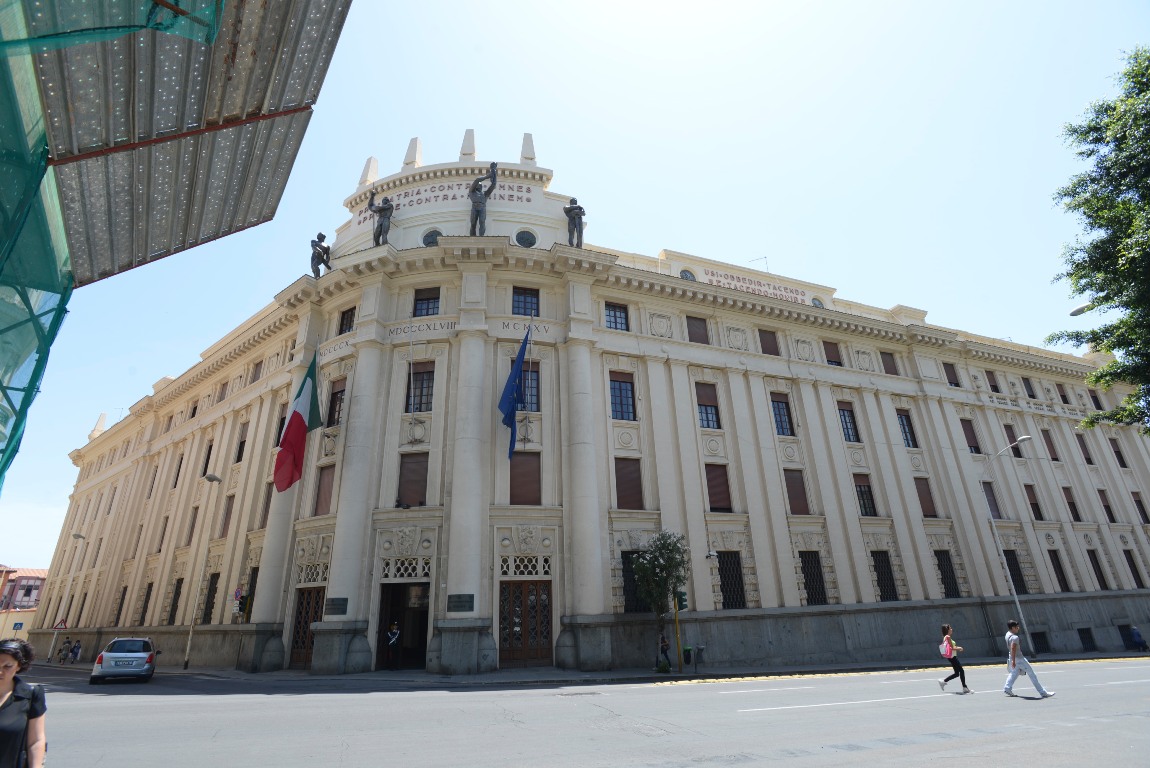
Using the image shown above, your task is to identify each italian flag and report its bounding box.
[274,353,323,492]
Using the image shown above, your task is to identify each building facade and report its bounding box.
[34,133,1150,673]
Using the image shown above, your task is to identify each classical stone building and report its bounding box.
[34,133,1150,673]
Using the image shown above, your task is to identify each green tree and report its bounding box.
[1048,47,1150,433]
[632,530,690,666]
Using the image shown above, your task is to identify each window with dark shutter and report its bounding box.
[1022,377,1037,399]
[510,453,542,505]
[983,482,1002,519]
[1123,550,1146,589]
[397,453,429,507]
[705,464,733,512]
[880,351,899,376]
[1098,489,1116,523]
[784,469,810,515]
[1088,389,1103,410]
[1004,424,1022,458]
[1024,484,1042,520]
[1042,429,1059,461]
[1063,487,1082,522]
[822,340,843,366]
[1087,549,1110,590]
[1133,492,1149,525]
[1048,550,1072,592]
[758,329,781,356]
[1110,438,1128,469]
[915,477,937,518]
[686,316,710,344]
[313,466,335,517]
[961,419,981,454]
[614,458,644,510]
[943,362,961,387]
[986,370,1001,393]
[1056,382,1070,404]
[1076,433,1093,465]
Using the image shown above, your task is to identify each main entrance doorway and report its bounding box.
[376,582,430,670]
[498,580,552,666]
[289,586,325,669]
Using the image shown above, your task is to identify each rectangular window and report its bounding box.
[784,469,810,515]
[249,360,263,385]
[201,441,213,477]
[258,483,273,529]
[983,482,1002,519]
[934,550,962,599]
[1098,489,1116,524]
[114,586,127,627]
[1123,550,1146,590]
[705,464,733,512]
[1042,429,1059,462]
[1004,424,1023,458]
[313,466,335,517]
[621,551,651,613]
[188,400,198,420]
[397,453,429,507]
[915,477,938,518]
[880,351,899,376]
[838,401,861,443]
[234,422,249,463]
[1076,433,1094,465]
[614,458,644,510]
[871,551,899,601]
[686,316,710,344]
[201,572,220,624]
[822,340,843,366]
[132,524,143,559]
[1025,484,1043,521]
[156,517,168,554]
[518,362,540,413]
[185,507,198,546]
[1063,487,1082,522]
[855,474,878,517]
[147,465,159,498]
[943,362,961,387]
[1048,550,1072,593]
[716,552,747,609]
[167,578,184,625]
[1087,549,1110,590]
[758,329,781,356]
[406,362,435,413]
[696,382,721,429]
[1089,388,1103,410]
[171,453,184,488]
[327,377,347,427]
[896,409,918,448]
[1002,549,1029,595]
[338,305,358,333]
[139,582,154,626]
[216,381,228,403]
[219,495,235,538]
[512,287,540,317]
[604,302,630,331]
[1056,382,1070,404]
[275,402,288,447]
[1133,492,1149,525]
[413,289,439,318]
[799,551,828,605]
[509,452,542,505]
[164,414,173,433]
[1110,438,1128,469]
[986,370,1001,393]
[771,392,794,436]
[961,419,981,454]
[1021,377,1037,399]
[609,372,636,421]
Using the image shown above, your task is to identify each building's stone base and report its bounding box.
[427,618,498,674]
[556,616,613,671]
[309,620,371,674]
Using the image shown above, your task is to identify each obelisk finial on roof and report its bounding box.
[459,129,476,162]
[520,133,536,166]
[88,413,107,441]
[359,156,379,186]
[402,137,422,170]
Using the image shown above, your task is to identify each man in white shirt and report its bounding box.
[1003,620,1055,698]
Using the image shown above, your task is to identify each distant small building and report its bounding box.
[1,567,46,640]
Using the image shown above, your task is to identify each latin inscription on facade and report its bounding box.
[389,320,459,338]
[702,269,810,304]
[357,182,535,225]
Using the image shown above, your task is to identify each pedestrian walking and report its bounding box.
[55,639,71,665]
[0,638,47,768]
[1131,626,1148,652]
[69,639,81,664]
[658,632,672,668]
[937,623,971,694]
[386,623,400,670]
[1002,620,1055,698]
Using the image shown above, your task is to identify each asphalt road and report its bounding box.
[29,659,1150,767]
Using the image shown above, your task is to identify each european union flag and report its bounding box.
[497,327,531,459]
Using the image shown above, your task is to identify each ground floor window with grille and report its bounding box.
[870,550,899,601]
[798,550,828,605]
[1002,549,1029,595]
[716,551,746,609]
[620,551,650,613]
[1047,550,1073,593]
[1087,549,1111,590]
[933,550,962,598]
[1123,550,1146,589]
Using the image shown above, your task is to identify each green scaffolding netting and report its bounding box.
[0,0,222,55]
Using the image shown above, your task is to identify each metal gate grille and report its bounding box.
[289,586,325,669]
[716,551,746,609]
[498,580,552,666]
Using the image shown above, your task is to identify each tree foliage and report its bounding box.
[632,530,690,632]
[1048,47,1150,433]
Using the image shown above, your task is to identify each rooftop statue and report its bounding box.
[367,190,394,247]
[310,232,331,279]
[563,198,586,248]
[468,162,498,236]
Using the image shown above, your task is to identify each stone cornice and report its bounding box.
[346,164,554,209]
[963,342,1095,378]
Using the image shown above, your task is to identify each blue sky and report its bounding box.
[2,1,1148,568]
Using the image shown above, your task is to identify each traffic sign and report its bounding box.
[53,620,67,630]
[12,622,23,630]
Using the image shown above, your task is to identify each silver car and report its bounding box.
[89,637,161,684]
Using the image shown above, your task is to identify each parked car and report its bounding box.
[89,637,161,684]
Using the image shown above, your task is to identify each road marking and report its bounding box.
[1102,665,1150,670]
[880,678,940,684]
[1085,679,1150,687]
[719,686,815,694]
[739,693,945,712]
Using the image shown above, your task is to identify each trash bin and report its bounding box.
[682,646,693,665]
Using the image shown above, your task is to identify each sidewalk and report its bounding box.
[40,650,1149,688]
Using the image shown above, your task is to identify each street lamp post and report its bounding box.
[985,435,1037,656]
[183,473,222,669]
[47,532,86,662]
